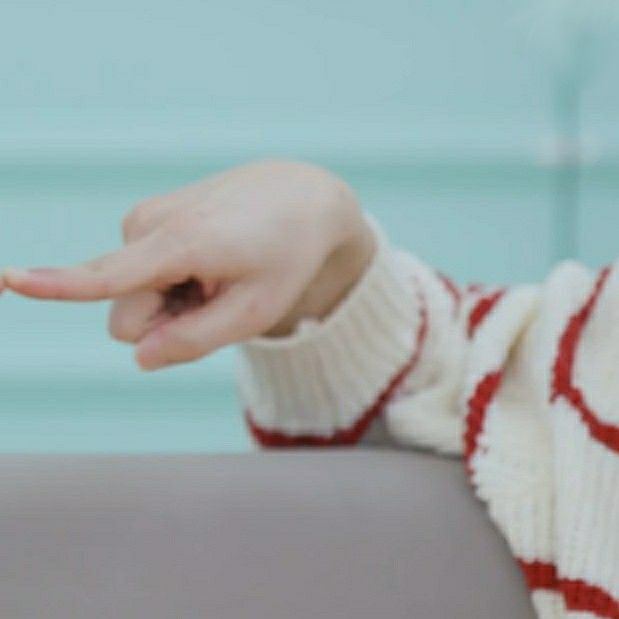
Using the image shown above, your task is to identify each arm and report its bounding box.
[2,160,464,448]
[238,216,470,449]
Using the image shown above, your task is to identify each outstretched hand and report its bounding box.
[2,161,374,370]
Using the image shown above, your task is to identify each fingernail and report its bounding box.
[3,267,30,283]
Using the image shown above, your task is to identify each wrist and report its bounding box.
[266,213,376,337]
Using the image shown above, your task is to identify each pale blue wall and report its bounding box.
[0,0,617,453]
[1,1,566,112]
[2,0,618,157]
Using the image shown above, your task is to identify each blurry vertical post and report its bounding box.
[552,35,582,263]
[527,0,619,261]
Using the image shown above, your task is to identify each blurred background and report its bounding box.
[0,0,617,453]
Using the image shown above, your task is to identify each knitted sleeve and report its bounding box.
[463,259,619,618]
[236,217,464,448]
[544,261,619,615]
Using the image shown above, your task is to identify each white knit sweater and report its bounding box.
[237,219,619,618]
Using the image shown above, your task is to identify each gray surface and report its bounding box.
[0,450,535,618]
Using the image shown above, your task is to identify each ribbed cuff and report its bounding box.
[236,219,427,441]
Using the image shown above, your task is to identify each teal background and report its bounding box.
[0,0,617,453]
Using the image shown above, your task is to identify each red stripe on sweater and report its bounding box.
[520,560,619,618]
[551,266,619,453]
[246,283,429,448]
[463,370,504,471]
[519,559,558,590]
[562,579,619,618]
[436,271,461,315]
[467,289,506,339]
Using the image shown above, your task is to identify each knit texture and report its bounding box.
[237,220,619,618]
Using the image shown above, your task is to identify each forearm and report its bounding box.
[236,218,454,447]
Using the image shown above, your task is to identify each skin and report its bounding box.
[2,160,376,370]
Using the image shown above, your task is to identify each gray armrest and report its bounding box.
[0,450,533,618]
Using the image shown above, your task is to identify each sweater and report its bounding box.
[236,218,619,619]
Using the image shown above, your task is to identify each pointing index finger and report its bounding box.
[4,231,172,301]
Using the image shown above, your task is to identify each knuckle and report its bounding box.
[121,213,137,241]
[108,306,135,342]
[133,198,158,216]
[122,199,158,240]
[163,328,203,362]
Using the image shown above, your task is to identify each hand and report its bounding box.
[3,161,375,370]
